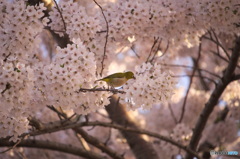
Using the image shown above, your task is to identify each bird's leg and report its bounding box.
[107,84,110,90]
[110,85,115,90]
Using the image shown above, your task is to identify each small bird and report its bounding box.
[96,71,135,88]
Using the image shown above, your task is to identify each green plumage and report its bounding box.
[96,71,135,87]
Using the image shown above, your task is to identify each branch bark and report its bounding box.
[73,126,124,159]
[186,36,240,159]
[178,41,202,123]
[0,139,106,159]
[0,120,200,158]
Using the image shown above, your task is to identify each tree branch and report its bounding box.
[77,87,125,94]
[0,119,200,158]
[231,74,240,82]
[52,0,66,32]
[186,36,240,159]
[0,139,106,159]
[146,37,159,63]
[46,106,124,159]
[73,127,124,159]
[93,0,109,77]
[178,41,202,123]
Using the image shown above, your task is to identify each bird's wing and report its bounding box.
[96,73,125,82]
[102,72,125,79]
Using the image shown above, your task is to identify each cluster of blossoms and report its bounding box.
[0,0,48,142]
[48,0,117,74]
[0,0,48,63]
[48,0,101,43]
[119,63,175,109]
[0,0,238,150]
[105,0,240,47]
[0,60,33,142]
[32,39,111,114]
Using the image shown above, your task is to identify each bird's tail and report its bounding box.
[95,79,103,82]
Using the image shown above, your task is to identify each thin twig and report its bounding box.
[173,75,217,85]
[168,103,178,124]
[104,128,112,146]
[46,105,64,120]
[210,29,230,60]
[161,40,169,57]
[178,39,202,123]
[131,45,140,59]
[196,65,210,91]
[160,63,221,78]
[211,29,221,57]
[210,50,229,63]
[1,82,11,95]
[96,30,107,33]
[3,53,11,62]
[93,0,109,77]
[53,0,66,32]
[150,39,162,63]
[146,37,159,63]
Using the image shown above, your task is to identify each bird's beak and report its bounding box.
[133,76,136,79]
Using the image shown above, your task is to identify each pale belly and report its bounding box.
[108,77,127,87]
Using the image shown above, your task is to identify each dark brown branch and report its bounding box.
[77,88,125,94]
[82,122,200,158]
[186,37,240,159]
[93,0,109,77]
[178,40,202,123]
[149,39,162,63]
[85,121,201,159]
[73,128,124,159]
[146,37,159,63]
[156,40,170,61]
[47,106,124,159]
[1,82,11,95]
[0,119,200,158]
[210,50,230,63]
[0,136,25,154]
[168,103,178,124]
[0,139,106,159]
[3,53,11,62]
[53,0,66,32]
[131,45,140,59]
[206,30,230,60]
[28,117,44,130]
[232,74,240,81]
[196,65,210,91]
[104,128,112,146]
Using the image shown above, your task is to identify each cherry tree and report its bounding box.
[0,0,240,159]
